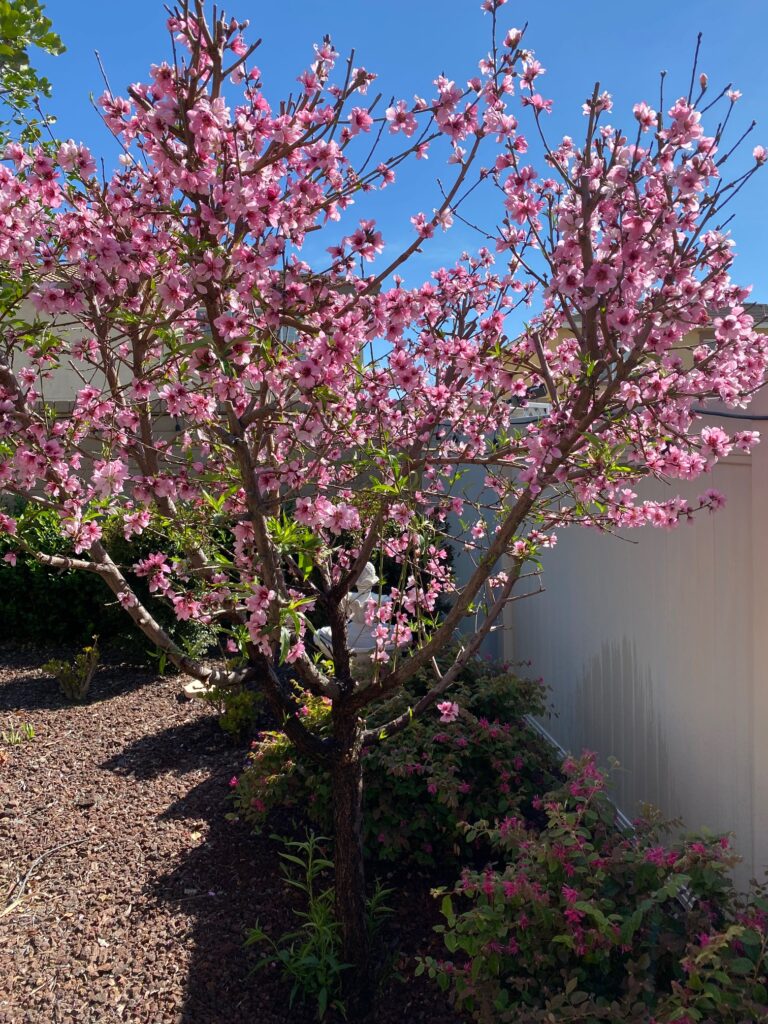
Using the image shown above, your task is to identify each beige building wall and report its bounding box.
[506,396,768,887]
[13,303,180,443]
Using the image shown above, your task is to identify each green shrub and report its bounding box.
[42,637,100,701]
[0,501,218,660]
[0,502,113,646]
[201,684,263,741]
[232,657,560,866]
[418,753,768,1023]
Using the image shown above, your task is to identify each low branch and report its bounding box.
[36,542,253,688]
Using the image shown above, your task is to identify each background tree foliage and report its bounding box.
[0,0,63,144]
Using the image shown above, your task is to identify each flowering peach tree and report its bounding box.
[0,0,765,980]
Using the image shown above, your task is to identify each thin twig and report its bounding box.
[3,838,89,912]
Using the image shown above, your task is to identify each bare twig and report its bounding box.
[3,838,89,916]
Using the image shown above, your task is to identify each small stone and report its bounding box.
[179,680,211,701]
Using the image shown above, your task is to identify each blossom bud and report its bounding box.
[699,72,708,90]
[504,28,522,49]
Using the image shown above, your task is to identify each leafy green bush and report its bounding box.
[246,832,391,1021]
[232,657,560,866]
[0,501,218,660]
[201,684,263,741]
[0,502,116,647]
[42,637,100,701]
[418,753,768,1023]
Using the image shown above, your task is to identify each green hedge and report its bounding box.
[0,502,215,659]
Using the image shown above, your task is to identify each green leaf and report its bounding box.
[279,626,291,664]
[620,907,644,945]
[728,957,756,975]
[441,895,455,927]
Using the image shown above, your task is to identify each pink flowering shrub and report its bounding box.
[419,754,768,1022]
[231,656,559,865]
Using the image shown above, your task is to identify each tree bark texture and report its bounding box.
[331,712,371,1009]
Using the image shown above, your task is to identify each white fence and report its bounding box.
[506,395,768,888]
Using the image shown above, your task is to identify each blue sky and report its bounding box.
[33,0,768,303]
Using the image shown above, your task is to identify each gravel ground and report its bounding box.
[0,646,463,1024]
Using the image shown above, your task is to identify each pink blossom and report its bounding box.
[521,93,553,114]
[437,701,460,723]
[410,212,434,239]
[699,488,727,512]
[348,107,373,135]
[0,514,17,536]
[57,140,97,177]
[92,459,129,498]
[347,220,384,261]
[584,261,618,294]
[385,100,417,137]
[321,502,361,535]
[561,885,580,905]
[633,101,657,130]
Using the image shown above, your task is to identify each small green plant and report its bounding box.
[1,720,35,744]
[245,832,391,1020]
[43,637,100,702]
[2,723,21,745]
[201,683,261,741]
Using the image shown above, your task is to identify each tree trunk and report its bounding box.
[331,714,371,1012]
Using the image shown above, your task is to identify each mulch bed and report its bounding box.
[0,645,464,1024]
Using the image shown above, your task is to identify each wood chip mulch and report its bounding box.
[0,646,464,1024]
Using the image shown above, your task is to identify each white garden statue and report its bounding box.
[181,563,391,699]
[314,562,392,661]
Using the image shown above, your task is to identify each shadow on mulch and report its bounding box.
[100,714,226,779]
[101,716,316,1024]
[159,778,295,1023]
[0,647,157,712]
[101,717,464,1024]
